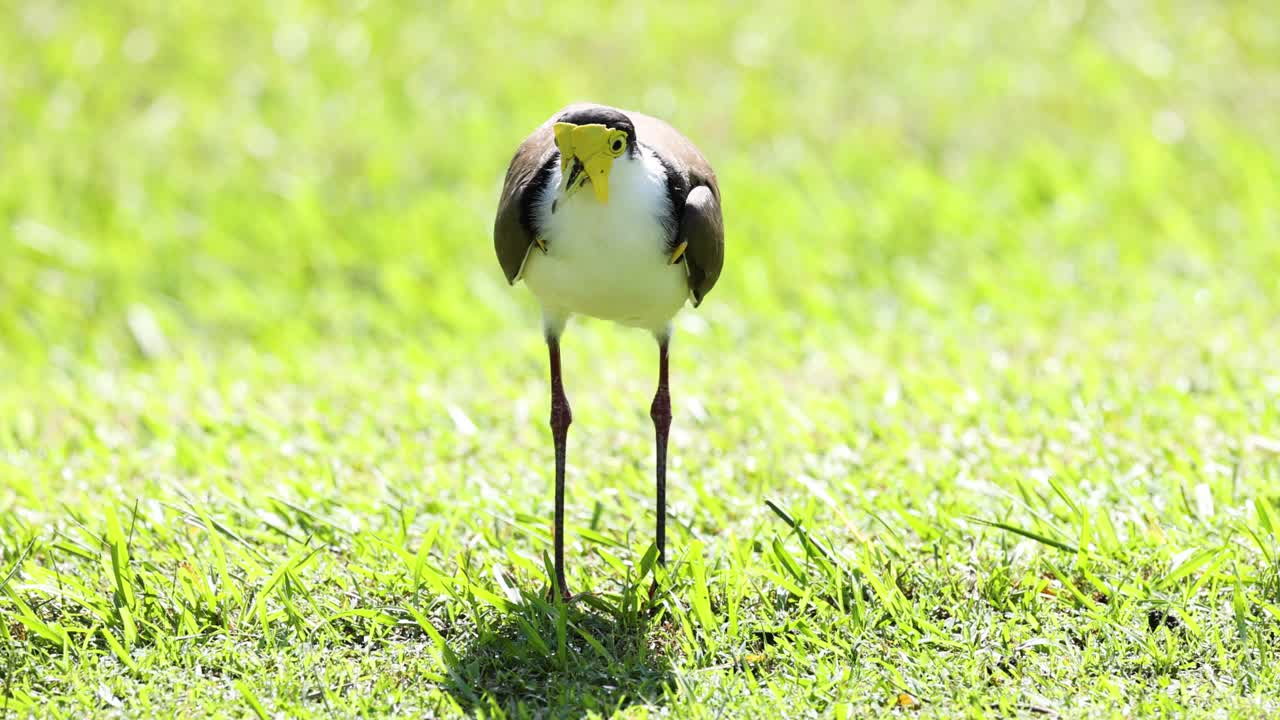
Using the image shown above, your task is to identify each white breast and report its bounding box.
[521,148,689,335]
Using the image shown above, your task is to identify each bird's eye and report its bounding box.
[607,130,628,156]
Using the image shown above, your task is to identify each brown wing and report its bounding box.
[493,121,556,284]
[676,185,724,306]
[627,111,725,305]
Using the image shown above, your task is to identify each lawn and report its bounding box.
[3,1,1280,717]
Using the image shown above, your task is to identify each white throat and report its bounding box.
[520,146,690,335]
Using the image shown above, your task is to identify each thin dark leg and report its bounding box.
[649,338,671,599]
[548,335,573,601]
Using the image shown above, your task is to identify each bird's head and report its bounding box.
[552,107,636,205]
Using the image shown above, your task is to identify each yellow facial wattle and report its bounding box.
[553,122,628,203]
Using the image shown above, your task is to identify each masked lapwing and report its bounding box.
[494,103,724,601]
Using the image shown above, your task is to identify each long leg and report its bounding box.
[548,334,572,600]
[649,336,671,597]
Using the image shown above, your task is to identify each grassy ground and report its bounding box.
[3,1,1280,717]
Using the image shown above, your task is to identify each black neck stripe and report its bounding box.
[642,143,687,249]
[520,151,558,238]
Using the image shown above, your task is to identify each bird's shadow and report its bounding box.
[441,585,676,719]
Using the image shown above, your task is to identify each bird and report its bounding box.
[494,103,724,601]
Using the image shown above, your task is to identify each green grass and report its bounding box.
[3,0,1280,717]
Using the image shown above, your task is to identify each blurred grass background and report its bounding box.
[5,0,1276,368]
[3,1,1280,717]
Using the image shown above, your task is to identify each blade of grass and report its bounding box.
[968,517,1079,553]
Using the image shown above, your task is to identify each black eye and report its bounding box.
[612,139,623,151]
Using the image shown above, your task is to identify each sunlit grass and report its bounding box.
[2,1,1280,718]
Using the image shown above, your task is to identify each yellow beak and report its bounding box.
[553,122,625,204]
